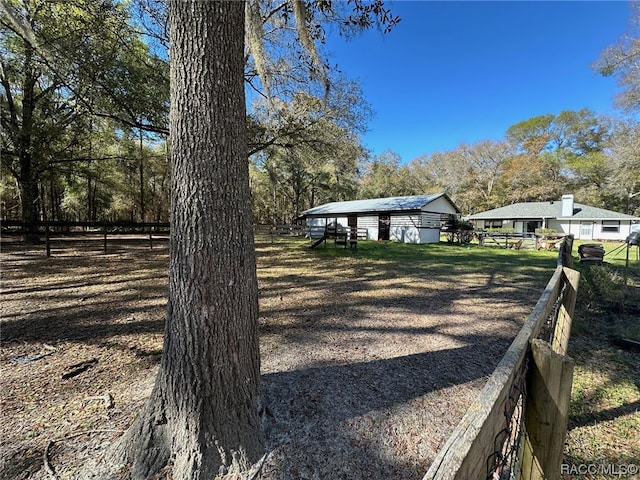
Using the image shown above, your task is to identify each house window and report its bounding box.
[602,220,620,233]
[580,222,593,238]
[484,220,502,229]
[526,221,542,233]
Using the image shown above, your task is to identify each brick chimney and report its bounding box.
[561,194,574,217]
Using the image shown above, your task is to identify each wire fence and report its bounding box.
[537,280,568,347]
[486,354,529,480]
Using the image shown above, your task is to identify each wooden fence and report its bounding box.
[424,235,578,480]
[477,231,570,251]
[253,224,369,242]
[1,221,368,254]
[1,221,170,256]
[254,224,307,237]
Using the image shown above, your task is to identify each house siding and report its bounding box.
[547,219,563,232]
[387,214,449,244]
[389,214,422,243]
[473,217,639,241]
[424,196,459,215]
[591,221,634,241]
[421,212,445,228]
[358,216,378,240]
[306,213,447,243]
[547,219,636,241]
[420,212,448,243]
[469,198,640,241]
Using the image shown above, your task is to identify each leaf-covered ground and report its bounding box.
[1,237,557,479]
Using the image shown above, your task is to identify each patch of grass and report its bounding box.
[564,241,640,478]
[285,238,560,285]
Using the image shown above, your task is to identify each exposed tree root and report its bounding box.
[43,430,125,480]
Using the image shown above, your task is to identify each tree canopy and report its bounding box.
[2,0,640,229]
[0,0,169,232]
[594,2,640,114]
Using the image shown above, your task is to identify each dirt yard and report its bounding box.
[0,237,555,479]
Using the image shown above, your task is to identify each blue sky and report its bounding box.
[323,1,632,162]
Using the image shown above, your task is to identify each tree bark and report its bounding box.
[86,2,263,478]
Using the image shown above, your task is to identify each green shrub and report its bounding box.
[579,264,626,313]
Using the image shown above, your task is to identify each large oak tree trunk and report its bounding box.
[87,2,263,478]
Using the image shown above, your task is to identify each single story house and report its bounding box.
[467,194,640,241]
[299,193,461,244]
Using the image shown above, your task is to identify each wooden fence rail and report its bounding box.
[424,235,578,480]
[1,220,170,232]
[254,224,307,237]
[477,231,570,251]
[2,222,368,254]
[1,221,170,256]
[253,224,369,243]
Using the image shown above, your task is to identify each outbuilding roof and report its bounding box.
[467,201,639,221]
[301,193,459,217]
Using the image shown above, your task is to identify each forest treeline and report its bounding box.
[2,0,639,229]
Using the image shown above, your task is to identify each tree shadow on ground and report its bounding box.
[568,399,640,431]
[258,337,506,480]
[0,246,169,344]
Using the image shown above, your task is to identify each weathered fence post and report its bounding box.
[45,224,51,257]
[522,339,574,480]
[552,268,579,355]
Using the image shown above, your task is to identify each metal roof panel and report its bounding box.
[301,194,451,216]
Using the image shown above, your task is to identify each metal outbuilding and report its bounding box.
[299,193,460,244]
